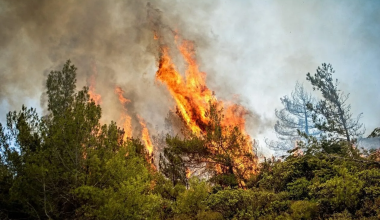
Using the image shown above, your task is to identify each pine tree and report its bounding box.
[306,63,364,143]
[163,102,257,188]
[275,82,320,141]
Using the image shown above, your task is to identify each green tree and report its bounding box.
[0,106,45,219]
[368,127,380,138]
[306,63,364,143]
[159,144,187,186]
[173,178,214,219]
[0,60,163,219]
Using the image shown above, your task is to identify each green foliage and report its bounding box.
[287,177,310,199]
[0,61,162,219]
[46,60,77,116]
[159,141,187,186]
[310,168,364,212]
[306,63,364,142]
[174,178,210,219]
[1,60,379,219]
[75,154,162,219]
[290,200,318,220]
[206,188,290,219]
[368,127,380,138]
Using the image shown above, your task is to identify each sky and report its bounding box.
[0,0,379,155]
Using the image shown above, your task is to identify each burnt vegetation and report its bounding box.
[0,61,380,220]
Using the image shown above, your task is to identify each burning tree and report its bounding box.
[151,21,257,187]
[161,102,257,188]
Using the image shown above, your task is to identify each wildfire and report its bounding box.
[156,44,212,134]
[186,168,193,179]
[87,65,102,105]
[114,87,132,140]
[137,115,154,155]
[154,31,257,181]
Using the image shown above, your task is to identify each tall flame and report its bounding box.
[155,32,256,181]
[156,38,252,137]
[137,115,154,155]
[87,65,102,105]
[156,44,212,134]
[186,168,193,179]
[115,87,132,140]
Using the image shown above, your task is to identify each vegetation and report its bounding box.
[1,61,379,219]
[306,63,364,143]
[275,82,320,140]
[271,82,320,152]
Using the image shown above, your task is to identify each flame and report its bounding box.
[114,87,132,140]
[186,168,193,179]
[153,31,159,40]
[87,65,102,105]
[293,140,304,156]
[156,44,212,134]
[115,87,131,105]
[137,115,154,155]
[155,37,250,136]
[154,32,257,182]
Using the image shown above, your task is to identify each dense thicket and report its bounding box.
[1,61,379,219]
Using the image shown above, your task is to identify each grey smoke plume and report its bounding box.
[1,1,379,156]
[0,0,266,144]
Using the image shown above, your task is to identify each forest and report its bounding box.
[0,60,379,220]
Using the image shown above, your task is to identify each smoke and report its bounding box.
[0,0,269,145]
[2,1,378,156]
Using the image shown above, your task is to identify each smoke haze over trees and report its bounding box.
[0,60,379,219]
[271,82,321,152]
[1,1,380,218]
[1,1,380,154]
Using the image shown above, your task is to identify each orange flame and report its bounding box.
[156,44,212,134]
[154,32,256,182]
[114,87,132,140]
[87,65,102,105]
[115,87,131,105]
[156,38,252,136]
[186,168,193,179]
[137,115,154,155]
[153,31,159,40]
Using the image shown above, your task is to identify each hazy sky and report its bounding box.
[0,0,379,155]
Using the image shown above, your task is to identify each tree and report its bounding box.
[0,60,163,219]
[162,102,257,188]
[46,60,77,117]
[368,127,380,138]
[274,82,320,143]
[159,145,187,186]
[306,63,364,143]
[0,60,105,218]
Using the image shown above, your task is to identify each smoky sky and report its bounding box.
[0,0,379,155]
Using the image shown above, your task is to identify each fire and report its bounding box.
[155,36,250,136]
[137,115,154,155]
[186,168,193,179]
[115,87,130,105]
[114,87,132,140]
[154,31,257,182]
[156,44,212,134]
[153,31,159,40]
[87,65,102,105]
